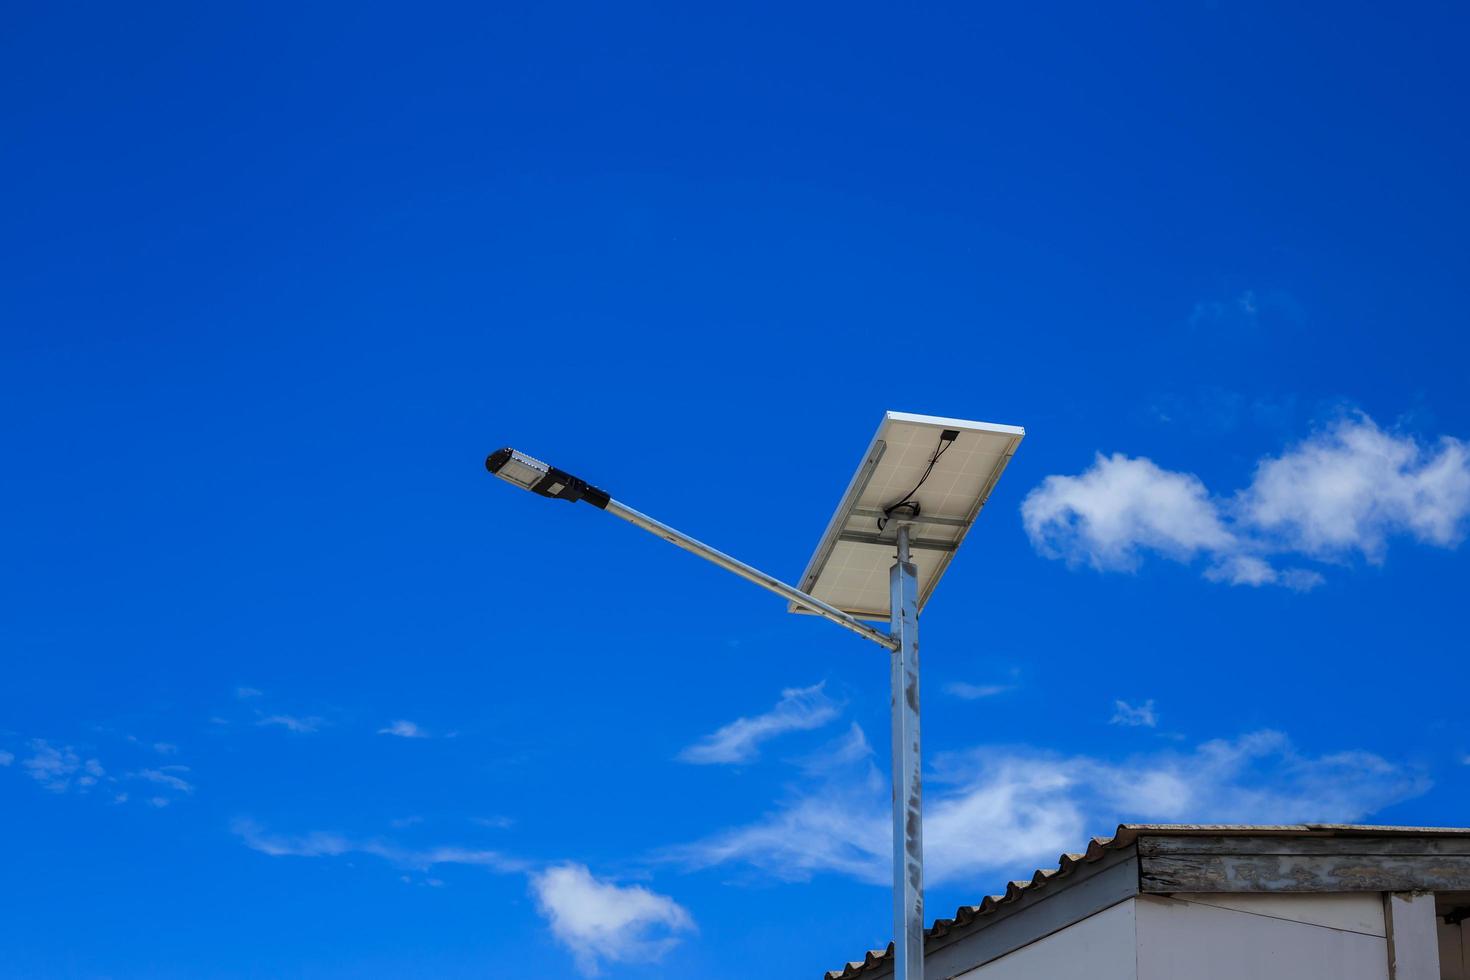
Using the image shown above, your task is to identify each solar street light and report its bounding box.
[485,447,611,507]
[484,412,1024,980]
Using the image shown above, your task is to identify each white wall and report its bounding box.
[955,899,1139,980]
[1135,893,1390,980]
[1177,892,1385,937]
[943,891,1461,980]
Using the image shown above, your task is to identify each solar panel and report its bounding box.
[791,411,1025,621]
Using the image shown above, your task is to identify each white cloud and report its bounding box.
[530,863,695,976]
[1022,453,1234,572]
[923,755,1090,885]
[944,682,1013,700]
[1090,731,1425,824]
[153,742,179,755]
[1201,555,1325,592]
[1022,414,1470,588]
[670,781,890,884]
[1110,699,1158,728]
[0,750,13,766]
[257,715,323,734]
[1241,416,1470,560]
[378,720,429,739]
[236,686,263,700]
[669,729,1426,889]
[676,682,839,765]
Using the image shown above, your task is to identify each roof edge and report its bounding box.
[826,824,1470,980]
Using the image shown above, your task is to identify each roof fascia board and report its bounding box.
[1137,835,1470,894]
[1138,835,1470,857]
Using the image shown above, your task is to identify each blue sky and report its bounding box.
[3,2,1468,977]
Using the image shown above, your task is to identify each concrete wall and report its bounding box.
[1135,892,1390,980]
[1441,919,1468,980]
[954,899,1139,980]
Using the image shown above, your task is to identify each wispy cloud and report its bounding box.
[377,720,429,739]
[256,715,323,734]
[794,722,877,778]
[677,682,839,765]
[235,686,263,700]
[944,682,1013,700]
[1110,699,1157,728]
[1022,414,1470,588]
[471,815,516,830]
[1190,290,1261,328]
[667,728,1427,888]
[6,736,193,807]
[530,864,695,976]
[232,819,526,872]
[233,818,689,976]
[20,740,105,793]
[133,767,194,794]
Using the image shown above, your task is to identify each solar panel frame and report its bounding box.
[790,411,1025,621]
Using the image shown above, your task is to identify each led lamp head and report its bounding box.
[486,448,551,490]
[485,447,610,508]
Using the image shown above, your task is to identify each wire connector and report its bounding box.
[877,501,920,532]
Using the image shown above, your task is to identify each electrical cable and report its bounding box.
[879,431,956,530]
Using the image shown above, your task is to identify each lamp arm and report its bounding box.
[603,498,897,650]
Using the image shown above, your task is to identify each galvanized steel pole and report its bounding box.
[889,524,924,980]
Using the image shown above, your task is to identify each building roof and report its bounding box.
[826,823,1470,980]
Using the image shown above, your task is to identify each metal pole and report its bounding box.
[602,498,897,651]
[889,524,924,980]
